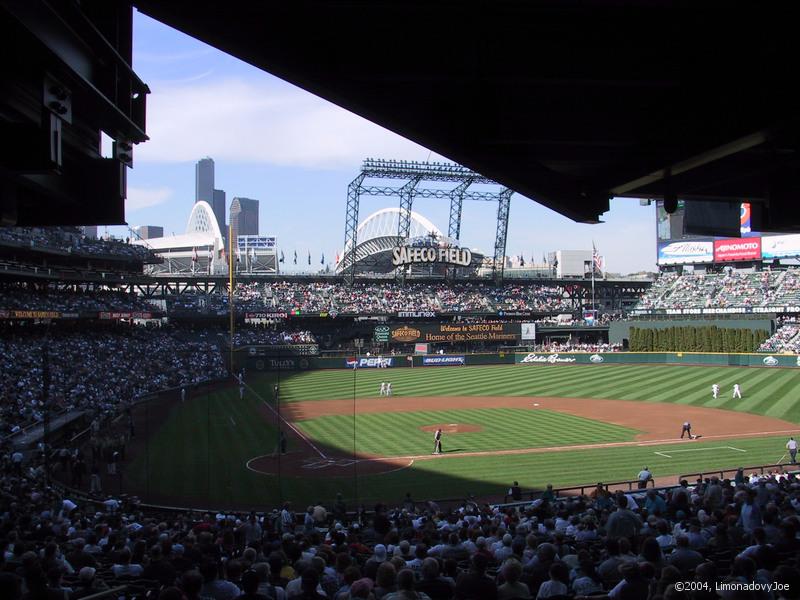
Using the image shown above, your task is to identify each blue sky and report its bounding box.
[118,11,657,274]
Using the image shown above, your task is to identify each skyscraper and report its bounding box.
[230,197,259,241]
[195,157,214,205]
[135,225,164,240]
[213,188,226,239]
[195,157,226,240]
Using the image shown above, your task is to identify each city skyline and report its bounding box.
[121,10,657,274]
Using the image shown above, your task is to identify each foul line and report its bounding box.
[240,377,328,459]
[245,455,414,477]
[654,446,746,459]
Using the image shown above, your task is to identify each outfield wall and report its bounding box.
[240,350,800,371]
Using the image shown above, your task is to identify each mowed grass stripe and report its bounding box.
[258,364,800,425]
[296,408,636,456]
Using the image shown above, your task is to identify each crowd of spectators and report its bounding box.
[2,449,800,600]
[169,282,575,317]
[0,227,157,262]
[0,327,227,438]
[0,287,159,315]
[635,269,800,313]
[536,342,623,353]
[758,319,800,354]
[232,329,317,347]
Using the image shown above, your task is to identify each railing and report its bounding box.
[678,463,800,483]
[501,477,657,505]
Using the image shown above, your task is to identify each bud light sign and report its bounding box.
[422,355,466,366]
[345,357,394,369]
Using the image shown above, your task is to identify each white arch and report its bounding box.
[186,201,224,242]
[354,207,441,245]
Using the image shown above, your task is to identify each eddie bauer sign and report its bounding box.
[391,246,472,267]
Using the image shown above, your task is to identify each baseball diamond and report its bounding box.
[123,361,800,508]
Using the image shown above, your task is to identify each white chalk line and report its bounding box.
[229,416,236,427]
[240,377,327,459]
[654,446,747,459]
[245,454,414,477]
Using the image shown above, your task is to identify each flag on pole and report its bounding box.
[293,250,297,265]
[519,254,525,267]
[236,246,241,263]
[192,247,198,263]
[335,252,340,264]
[308,250,311,265]
[592,242,603,273]
[321,252,325,265]
[279,250,285,263]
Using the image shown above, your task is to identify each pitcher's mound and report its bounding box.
[420,423,482,434]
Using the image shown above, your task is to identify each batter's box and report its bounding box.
[302,458,357,470]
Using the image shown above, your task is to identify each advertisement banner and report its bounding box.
[344,357,394,369]
[521,322,536,341]
[244,344,319,356]
[762,234,800,259]
[244,312,288,320]
[518,353,579,364]
[0,310,61,319]
[714,237,761,262]
[397,311,436,318]
[422,355,466,366]
[98,311,154,320]
[388,322,520,344]
[657,240,714,265]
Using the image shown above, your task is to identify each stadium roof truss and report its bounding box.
[341,159,512,283]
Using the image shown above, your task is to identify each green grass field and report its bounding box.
[124,363,800,509]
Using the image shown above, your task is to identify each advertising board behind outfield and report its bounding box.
[422,355,466,366]
[386,322,520,344]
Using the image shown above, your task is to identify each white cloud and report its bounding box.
[137,78,444,167]
[126,186,173,211]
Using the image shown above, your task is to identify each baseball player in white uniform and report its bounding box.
[386,382,392,396]
[239,383,245,400]
[733,383,742,399]
[711,384,719,399]
[379,382,386,396]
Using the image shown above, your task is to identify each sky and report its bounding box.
[118,11,657,275]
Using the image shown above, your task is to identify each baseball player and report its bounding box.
[733,383,742,399]
[433,429,443,454]
[181,386,186,403]
[379,382,386,396]
[711,384,719,399]
[680,421,692,439]
[386,382,392,396]
[239,382,245,400]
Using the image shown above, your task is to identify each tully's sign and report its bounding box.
[391,246,472,267]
